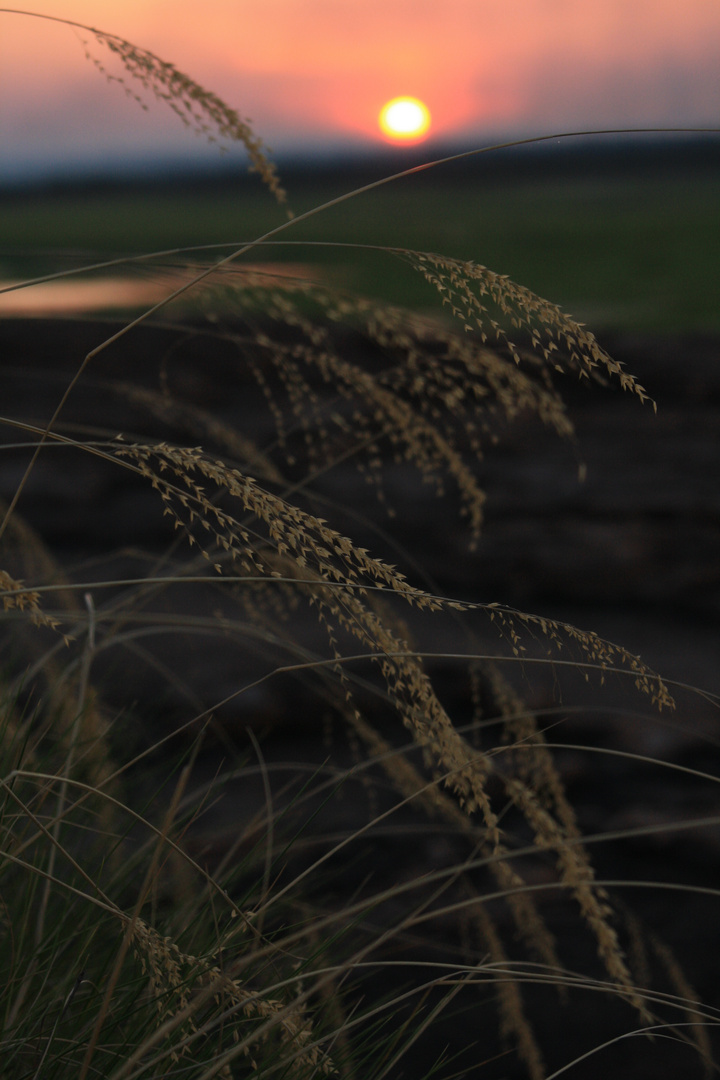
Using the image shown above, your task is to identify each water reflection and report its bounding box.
[0,264,316,316]
[0,275,183,315]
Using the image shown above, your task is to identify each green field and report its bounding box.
[2,163,719,331]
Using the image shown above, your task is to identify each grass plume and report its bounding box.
[1,10,718,1078]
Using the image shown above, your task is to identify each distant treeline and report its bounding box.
[2,133,719,200]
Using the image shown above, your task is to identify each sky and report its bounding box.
[1,0,719,180]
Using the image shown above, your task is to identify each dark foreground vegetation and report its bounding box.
[2,307,719,1078]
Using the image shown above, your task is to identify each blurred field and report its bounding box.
[2,140,720,1077]
[1,144,719,331]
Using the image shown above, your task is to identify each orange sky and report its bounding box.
[2,1,719,176]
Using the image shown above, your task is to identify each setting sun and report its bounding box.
[378,96,431,142]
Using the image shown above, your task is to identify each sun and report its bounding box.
[378,96,431,143]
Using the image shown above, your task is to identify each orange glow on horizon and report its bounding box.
[2,1,720,168]
[378,97,432,143]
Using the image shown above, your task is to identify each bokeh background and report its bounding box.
[1,0,719,332]
[2,0,719,711]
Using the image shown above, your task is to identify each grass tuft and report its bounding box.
[1,10,718,1078]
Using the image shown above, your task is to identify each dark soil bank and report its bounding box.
[2,316,719,1077]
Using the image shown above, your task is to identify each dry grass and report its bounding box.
[0,10,719,1079]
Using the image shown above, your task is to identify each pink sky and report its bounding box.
[2,1,719,177]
